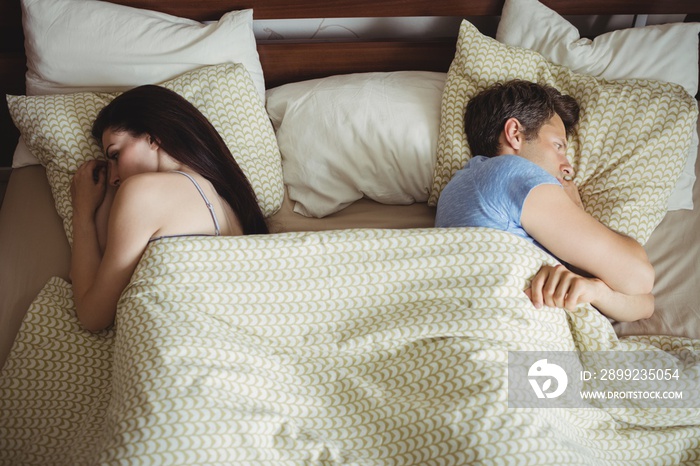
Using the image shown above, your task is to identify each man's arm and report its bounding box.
[526,265,654,322]
[521,183,654,321]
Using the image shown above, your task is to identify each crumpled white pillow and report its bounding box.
[267,71,445,218]
[14,0,265,167]
[496,0,700,211]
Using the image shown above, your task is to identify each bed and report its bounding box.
[1,0,700,463]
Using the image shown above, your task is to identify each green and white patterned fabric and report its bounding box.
[2,229,699,464]
[430,21,699,245]
[7,63,284,244]
[0,277,114,465]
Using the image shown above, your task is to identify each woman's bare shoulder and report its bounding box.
[109,172,186,221]
[116,172,187,200]
[119,171,183,188]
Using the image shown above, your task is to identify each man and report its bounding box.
[435,80,654,322]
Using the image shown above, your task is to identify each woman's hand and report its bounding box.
[525,264,600,311]
[71,160,107,217]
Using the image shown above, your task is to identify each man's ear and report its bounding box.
[501,117,525,154]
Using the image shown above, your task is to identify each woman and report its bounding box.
[70,85,268,332]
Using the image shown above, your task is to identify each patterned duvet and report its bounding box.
[1,228,699,464]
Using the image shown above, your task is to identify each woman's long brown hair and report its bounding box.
[92,85,269,235]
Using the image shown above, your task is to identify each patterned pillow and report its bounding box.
[7,63,284,243]
[430,21,698,244]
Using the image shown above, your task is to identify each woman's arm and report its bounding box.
[71,167,160,331]
[70,160,107,307]
[95,172,117,254]
[521,182,655,321]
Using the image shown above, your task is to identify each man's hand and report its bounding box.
[525,264,654,322]
[525,264,600,311]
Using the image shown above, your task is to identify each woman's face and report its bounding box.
[102,128,159,186]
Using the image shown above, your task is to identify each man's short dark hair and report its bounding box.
[464,80,580,158]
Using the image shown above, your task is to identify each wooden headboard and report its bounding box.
[1,0,699,167]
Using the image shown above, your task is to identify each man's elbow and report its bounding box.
[615,235,655,294]
[635,261,655,295]
[634,293,655,321]
[618,258,655,296]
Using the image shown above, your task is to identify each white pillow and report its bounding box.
[496,0,700,211]
[11,139,36,168]
[15,0,265,167]
[267,71,445,218]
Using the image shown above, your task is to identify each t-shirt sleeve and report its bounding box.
[435,155,560,231]
[483,156,560,226]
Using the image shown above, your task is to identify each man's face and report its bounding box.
[518,114,574,182]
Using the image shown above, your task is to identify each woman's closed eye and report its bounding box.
[107,151,119,161]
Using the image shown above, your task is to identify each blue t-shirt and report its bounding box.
[435,155,560,247]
